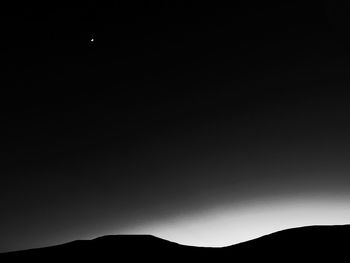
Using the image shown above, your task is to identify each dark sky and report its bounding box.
[2,1,350,252]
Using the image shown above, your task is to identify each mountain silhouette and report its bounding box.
[1,225,349,261]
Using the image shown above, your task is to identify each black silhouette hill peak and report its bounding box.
[90,234,184,248]
[1,225,349,261]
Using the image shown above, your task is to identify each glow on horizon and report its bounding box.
[125,193,350,247]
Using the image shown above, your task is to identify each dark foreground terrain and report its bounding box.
[1,225,349,261]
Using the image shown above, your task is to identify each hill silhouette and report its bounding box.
[1,225,349,261]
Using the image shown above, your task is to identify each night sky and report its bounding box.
[2,1,350,252]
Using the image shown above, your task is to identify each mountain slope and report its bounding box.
[1,225,349,261]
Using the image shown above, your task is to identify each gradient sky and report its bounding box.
[2,1,350,252]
